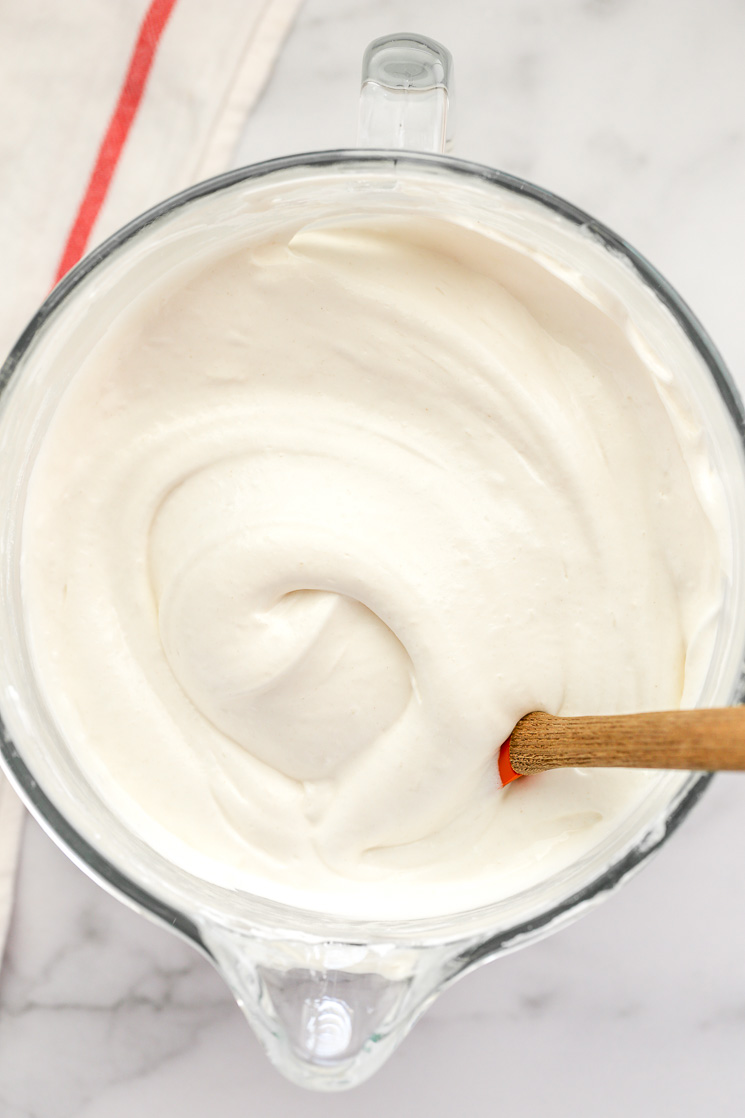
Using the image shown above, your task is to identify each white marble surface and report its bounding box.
[3,0,745,1113]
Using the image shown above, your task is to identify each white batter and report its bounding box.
[20,216,726,918]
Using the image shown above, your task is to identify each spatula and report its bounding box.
[498,707,745,785]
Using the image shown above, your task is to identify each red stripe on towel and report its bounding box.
[54,0,179,283]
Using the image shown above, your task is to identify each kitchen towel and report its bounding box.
[0,0,304,966]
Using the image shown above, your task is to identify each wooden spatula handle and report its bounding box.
[509,708,745,774]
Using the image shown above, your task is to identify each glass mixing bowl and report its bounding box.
[2,35,745,1090]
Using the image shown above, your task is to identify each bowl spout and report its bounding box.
[202,923,459,1090]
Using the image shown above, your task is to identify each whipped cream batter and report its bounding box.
[21,215,726,917]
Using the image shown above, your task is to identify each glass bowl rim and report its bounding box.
[0,148,737,956]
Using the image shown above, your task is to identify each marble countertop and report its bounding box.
[2,0,745,1114]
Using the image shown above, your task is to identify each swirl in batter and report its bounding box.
[21,216,725,917]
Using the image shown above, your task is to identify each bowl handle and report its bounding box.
[358,33,454,153]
